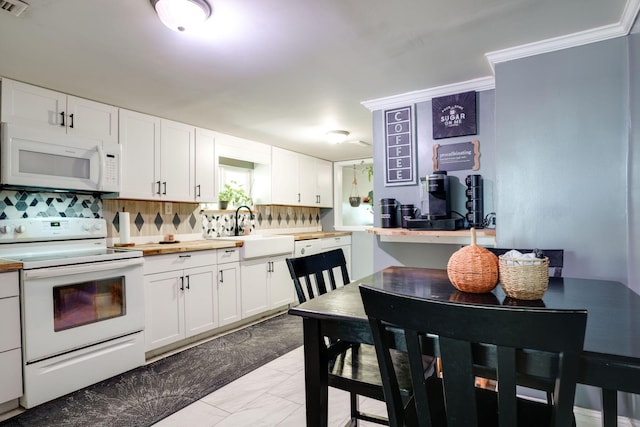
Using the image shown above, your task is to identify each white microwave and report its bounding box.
[0,123,121,193]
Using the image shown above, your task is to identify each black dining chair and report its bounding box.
[487,248,564,277]
[287,249,435,426]
[286,248,350,304]
[484,248,565,402]
[360,284,587,427]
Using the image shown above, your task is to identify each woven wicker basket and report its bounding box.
[498,256,549,300]
[447,228,499,294]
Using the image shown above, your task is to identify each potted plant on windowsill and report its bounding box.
[218,181,252,210]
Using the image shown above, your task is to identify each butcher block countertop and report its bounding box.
[0,259,22,272]
[118,240,242,256]
[286,231,352,241]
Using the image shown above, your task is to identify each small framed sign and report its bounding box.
[432,91,477,139]
[384,106,417,186]
[433,140,480,172]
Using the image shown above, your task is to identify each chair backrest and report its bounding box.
[360,285,587,427]
[286,249,350,304]
[487,248,564,277]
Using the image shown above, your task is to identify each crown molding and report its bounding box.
[360,76,495,112]
[486,0,640,71]
[361,0,639,112]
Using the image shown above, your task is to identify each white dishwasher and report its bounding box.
[294,238,323,257]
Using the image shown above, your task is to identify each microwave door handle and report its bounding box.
[97,144,105,191]
[23,257,144,280]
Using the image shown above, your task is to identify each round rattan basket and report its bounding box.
[447,228,499,293]
[498,256,549,300]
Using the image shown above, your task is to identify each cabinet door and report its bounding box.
[184,265,218,337]
[195,127,216,202]
[1,78,66,132]
[298,154,317,206]
[67,95,118,143]
[144,271,184,351]
[269,256,294,309]
[119,109,161,200]
[271,147,299,205]
[240,258,269,318]
[316,158,333,207]
[218,262,241,326]
[0,349,22,403]
[161,119,195,202]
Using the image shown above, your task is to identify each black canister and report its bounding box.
[380,198,399,228]
[400,204,416,228]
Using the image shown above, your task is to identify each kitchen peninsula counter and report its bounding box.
[368,227,496,245]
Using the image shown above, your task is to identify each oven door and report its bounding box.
[21,257,144,363]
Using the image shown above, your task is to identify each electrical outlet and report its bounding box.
[164,202,172,215]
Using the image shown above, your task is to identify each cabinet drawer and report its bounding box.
[321,235,351,249]
[144,250,217,275]
[0,271,19,298]
[217,247,240,264]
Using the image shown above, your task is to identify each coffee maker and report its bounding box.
[406,171,461,230]
[423,171,450,219]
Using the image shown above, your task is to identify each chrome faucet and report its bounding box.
[234,205,254,236]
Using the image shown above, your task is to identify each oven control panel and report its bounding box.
[0,218,107,243]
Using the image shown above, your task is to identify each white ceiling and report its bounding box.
[0,0,635,161]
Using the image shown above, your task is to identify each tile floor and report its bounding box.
[153,345,386,427]
[153,344,600,427]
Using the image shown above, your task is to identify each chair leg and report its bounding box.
[346,392,359,426]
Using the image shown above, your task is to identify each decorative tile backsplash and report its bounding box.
[105,201,322,240]
[103,200,202,240]
[0,191,323,239]
[0,190,101,219]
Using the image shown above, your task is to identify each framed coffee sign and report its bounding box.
[432,91,477,139]
[433,140,480,172]
[384,105,417,186]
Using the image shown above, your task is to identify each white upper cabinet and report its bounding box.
[1,78,118,143]
[119,109,195,202]
[195,127,216,202]
[271,147,300,205]
[161,119,195,201]
[118,109,161,200]
[271,147,333,207]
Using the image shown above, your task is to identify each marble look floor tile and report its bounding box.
[275,404,307,426]
[153,400,229,427]
[212,392,299,427]
[267,365,306,404]
[261,346,304,376]
[201,366,292,413]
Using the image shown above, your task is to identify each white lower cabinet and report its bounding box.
[0,270,22,404]
[217,248,241,326]
[144,251,218,352]
[240,254,293,319]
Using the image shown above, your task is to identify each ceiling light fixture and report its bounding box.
[326,130,350,144]
[150,0,212,32]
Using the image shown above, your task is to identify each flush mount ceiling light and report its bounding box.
[326,130,350,144]
[150,0,212,32]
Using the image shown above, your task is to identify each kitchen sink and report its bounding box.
[215,234,294,259]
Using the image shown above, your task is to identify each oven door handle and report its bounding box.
[23,257,144,280]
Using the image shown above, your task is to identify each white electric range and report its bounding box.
[0,217,145,408]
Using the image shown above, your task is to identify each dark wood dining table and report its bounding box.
[287,266,640,427]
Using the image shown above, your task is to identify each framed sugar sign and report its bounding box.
[384,106,417,186]
[432,91,477,139]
